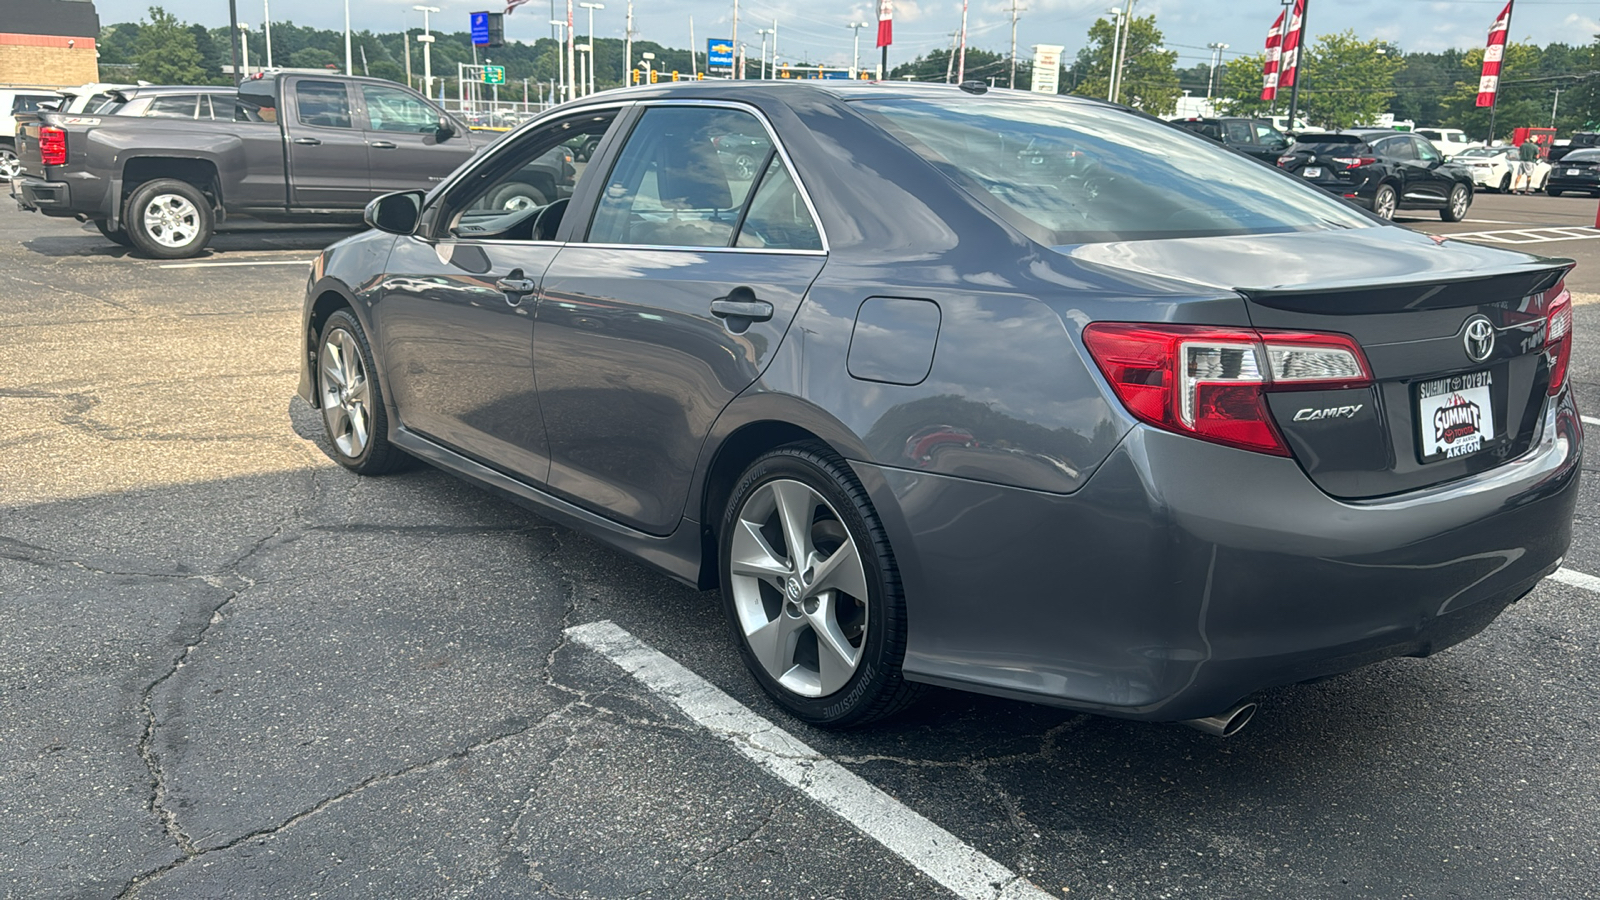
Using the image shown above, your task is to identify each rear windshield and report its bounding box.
[11,94,57,114]
[854,96,1373,244]
[1564,149,1600,162]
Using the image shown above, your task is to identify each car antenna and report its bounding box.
[958,80,988,95]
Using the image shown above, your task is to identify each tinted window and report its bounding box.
[1375,137,1415,160]
[1253,123,1285,147]
[587,107,773,248]
[145,94,199,118]
[1413,137,1441,162]
[296,81,351,129]
[858,96,1373,244]
[361,85,438,133]
[11,94,57,114]
[735,155,822,251]
[1224,121,1253,143]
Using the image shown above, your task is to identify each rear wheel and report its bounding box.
[316,309,407,475]
[1497,173,1511,193]
[489,181,548,212]
[0,144,20,180]
[1547,187,1563,197]
[93,219,134,247]
[1441,184,1470,222]
[125,178,214,259]
[720,444,922,727]
[1371,184,1398,220]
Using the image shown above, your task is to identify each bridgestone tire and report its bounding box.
[720,443,923,727]
[124,178,215,259]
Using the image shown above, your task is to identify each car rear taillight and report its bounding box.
[39,126,67,166]
[1545,280,1573,396]
[1331,156,1377,169]
[1276,155,1295,167]
[1082,324,1373,456]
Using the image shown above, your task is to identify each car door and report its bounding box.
[533,103,828,535]
[1372,135,1425,204]
[1409,135,1456,203]
[357,82,478,196]
[372,108,622,482]
[285,78,371,208]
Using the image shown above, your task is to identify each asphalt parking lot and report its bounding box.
[2,194,1598,900]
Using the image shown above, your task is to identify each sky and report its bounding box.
[96,0,1600,73]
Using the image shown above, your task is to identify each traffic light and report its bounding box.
[672,70,679,82]
[649,69,658,83]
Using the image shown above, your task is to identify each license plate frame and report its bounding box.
[1302,166,1323,178]
[1414,370,1498,463]
[1568,168,1583,176]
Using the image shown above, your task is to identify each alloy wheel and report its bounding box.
[0,148,20,180]
[1450,187,1469,219]
[1374,187,1397,220]
[141,193,201,248]
[318,327,372,459]
[728,478,869,698]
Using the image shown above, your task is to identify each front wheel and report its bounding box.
[316,309,408,474]
[720,444,922,727]
[125,178,215,259]
[1371,183,1398,220]
[1441,184,1470,222]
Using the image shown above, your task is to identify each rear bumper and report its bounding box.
[1546,177,1599,193]
[11,175,76,216]
[862,392,1582,722]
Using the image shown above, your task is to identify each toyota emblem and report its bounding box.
[1462,316,1495,363]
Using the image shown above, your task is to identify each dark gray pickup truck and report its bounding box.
[9,73,560,258]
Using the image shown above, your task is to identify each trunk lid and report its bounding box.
[1066,227,1571,499]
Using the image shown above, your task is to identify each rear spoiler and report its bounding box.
[1240,264,1573,315]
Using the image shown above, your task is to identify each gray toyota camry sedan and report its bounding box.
[298,81,1580,734]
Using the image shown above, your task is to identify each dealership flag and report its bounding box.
[1278,0,1306,89]
[1476,1,1513,107]
[877,0,893,48]
[1260,9,1285,100]
[504,0,531,12]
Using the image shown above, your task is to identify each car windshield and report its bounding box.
[1564,149,1600,162]
[855,96,1372,245]
[1457,148,1506,158]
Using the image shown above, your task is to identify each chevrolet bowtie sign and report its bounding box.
[708,40,734,70]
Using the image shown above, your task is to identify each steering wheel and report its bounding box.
[532,198,570,242]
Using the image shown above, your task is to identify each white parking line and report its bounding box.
[155,260,312,269]
[1551,568,1600,594]
[566,620,1053,900]
[1440,226,1600,245]
[1581,416,1600,428]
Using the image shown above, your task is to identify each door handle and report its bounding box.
[370,140,397,149]
[710,298,774,321]
[496,269,537,307]
[293,137,321,146]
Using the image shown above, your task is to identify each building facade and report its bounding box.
[0,0,100,88]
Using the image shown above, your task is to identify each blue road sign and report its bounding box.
[471,11,491,46]
[707,39,734,70]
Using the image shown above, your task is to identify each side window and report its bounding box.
[1224,121,1253,144]
[735,155,822,251]
[234,91,276,123]
[361,85,439,133]
[1254,123,1285,147]
[296,81,352,129]
[1377,137,1414,161]
[443,110,618,241]
[145,94,198,118]
[1413,138,1441,162]
[586,107,774,248]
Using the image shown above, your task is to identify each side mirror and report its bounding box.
[364,190,424,235]
[436,115,456,141]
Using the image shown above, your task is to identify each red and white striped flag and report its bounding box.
[877,0,893,48]
[504,0,531,12]
[1261,10,1285,101]
[1279,0,1306,89]
[1476,1,1512,107]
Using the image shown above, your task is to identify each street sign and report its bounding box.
[471,12,490,46]
[483,65,506,84]
[1031,44,1063,94]
[471,11,504,47]
[707,39,734,70]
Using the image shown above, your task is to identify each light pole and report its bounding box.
[1105,7,1123,101]
[756,28,770,79]
[344,0,352,77]
[238,23,250,76]
[263,0,273,68]
[579,2,604,95]
[1206,41,1228,102]
[847,21,869,79]
[550,20,568,99]
[415,6,440,100]
[575,43,592,95]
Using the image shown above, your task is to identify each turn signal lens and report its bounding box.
[1083,324,1373,457]
[1331,156,1377,169]
[1545,279,1573,396]
[39,126,67,166]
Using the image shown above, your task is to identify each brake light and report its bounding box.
[1545,280,1573,396]
[1082,324,1372,456]
[1331,156,1377,169]
[1276,155,1295,166]
[39,126,67,166]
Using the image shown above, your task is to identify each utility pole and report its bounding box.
[1105,6,1123,101]
[263,0,273,68]
[757,28,770,79]
[625,2,634,86]
[415,6,439,101]
[405,31,412,88]
[771,20,778,79]
[1551,87,1562,128]
[1206,42,1228,102]
[1008,0,1024,89]
[228,0,241,84]
[344,0,353,77]
[580,3,604,95]
[691,17,699,78]
[550,19,567,98]
[945,30,958,83]
[238,24,249,76]
[1111,0,1135,104]
[848,21,869,79]
[567,0,577,101]
[731,0,739,79]
[957,0,969,83]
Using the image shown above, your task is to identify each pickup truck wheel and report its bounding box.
[489,181,548,212]
[126,178,215,259]
[0,145,20,180]
[93,219,134,247]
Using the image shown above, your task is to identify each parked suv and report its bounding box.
[1277,129,1473,221]
[1,87,63,178]
[1170,116,1289,163]
[87,85,239,119]
[1549,132,1600,164]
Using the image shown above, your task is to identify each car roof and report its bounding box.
[557,78,1123,111]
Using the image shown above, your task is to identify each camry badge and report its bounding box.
[1462,316,1495,363]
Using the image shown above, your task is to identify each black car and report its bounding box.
[1277,129,1474,221]
[298,82,1579,734]
[1170,116,1289,163]
[1547,132,1598,163]
[1546,148,1600,197]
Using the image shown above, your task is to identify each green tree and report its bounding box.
[132,7,205,84]
[1069,14,1179,114]
[1216,52,1274,117]
[1293,31,1404,129]
[1439,42,1544,141]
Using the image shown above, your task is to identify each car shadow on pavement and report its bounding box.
[19,222,361,260]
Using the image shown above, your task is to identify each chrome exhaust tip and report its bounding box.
[1181,702,1257,738]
